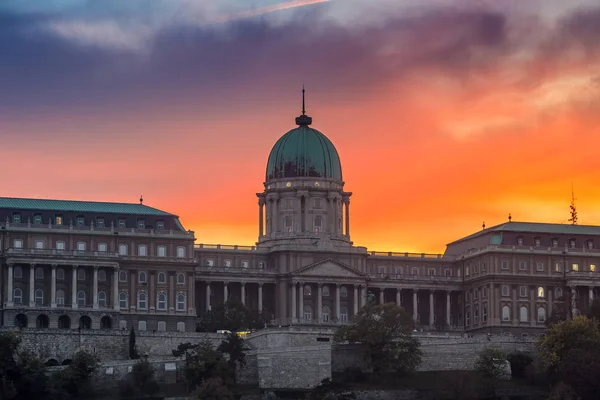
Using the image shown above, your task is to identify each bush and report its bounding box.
[195,377,234,400]
[507,351,534,379]
[340,367,365,383]
[475,347,509,380]
[131,359,160,396]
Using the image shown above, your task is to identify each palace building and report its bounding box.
[2,96,599,335]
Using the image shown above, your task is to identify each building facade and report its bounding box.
[2,104,600,335]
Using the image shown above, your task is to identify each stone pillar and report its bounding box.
[206,282,211,311]
[93,266,99,309]
[291,283,297,321]
[241,282,246,306]
[224,281,228,303]
[336,284,341,321]
[353,285,359,314]
[299,282,304,320]
[530,286,535,326]
[51,265,57,308]
[188,273,196,314]
[590,286,595,303]
[29,264,35,307]
[258,199,264,237]
[413,289,418,323]
[344,200,350,236]
[380,289,385,305]
[429,290,435,328]
[272,197,279,236]
[317,284,323,322]
[258,283,263,313]
[361,285,367,308]
[396,289,401,306]
[113,269,119,310]
[72,266,78,309]
[548,286,553,316]
[7,263,14,306]
[446,290,451,326]
[130,271,136,310]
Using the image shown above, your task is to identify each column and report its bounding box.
[258,199,264,237]
[29,264,35,307]
[291,283,297,321]
[353,285,359,314]
[113,268,119,310]
[489,283,495,324]
[361,285,367,307]
[344,200,350,236]
[7,263,14,306]
[299,282,304,320]
[188,273,196,314]
[548,286,553,316]
[93,266,99,309]
[380,289,385,305]
[413,289,418,323]
[396,289,401,306]
[317,284,323,322]
[590,286,595,303]
[205,282,211,311]
[258,283,263,313]
[446,290,451,326]
[224,282,228,303]
[335,284,341,321]
[530,286,535,326]
[241,282,246,306]
[272,197,279,235]
[72,266,78,309]
[51,265,57,308]
[429,290,435,328]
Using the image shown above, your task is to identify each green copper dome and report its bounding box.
[266,125,343,181]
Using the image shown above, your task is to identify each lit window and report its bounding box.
[139,271,147,283]
[55,216,63,225]
[555,262,561,272]
[119,292,128,309]
[156,221,165,230]
[157,246,166,257]
[158,272,167,284]
[537,287,545,298]
[177,273,185,285]
[76,216,84,226]
[157,292,167,310]
[177,246,186,258]
[137,219,145,229]
[591,264,597,272]
[138,244,147,256]
[176,294,186,311]
[137,292,147,310]
[98,243,107,252]
[56,241,65,250]
[572,263,580,272]
[465,266,469,276]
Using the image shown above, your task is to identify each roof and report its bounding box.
[448,221,600,246]
[0,197,175,217]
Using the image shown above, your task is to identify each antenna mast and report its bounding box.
[569,185,578,225]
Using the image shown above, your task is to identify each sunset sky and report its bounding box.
[2,0,600,253]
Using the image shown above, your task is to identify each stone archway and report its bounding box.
[100,316,112,330]
[79,315,92,330]
[14,313,28,328]
[58,315,71,329]
[36,314,49,329]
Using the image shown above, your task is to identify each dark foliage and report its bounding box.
[506,351,534,379]
[197,299,265,332]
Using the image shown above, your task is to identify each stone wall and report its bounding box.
[257,345,331,389]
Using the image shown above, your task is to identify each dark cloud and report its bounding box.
[0,4,598,118]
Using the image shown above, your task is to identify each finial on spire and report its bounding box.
[295,86,312,126]
[569,184,578,225]
[482,222,486,230]
[140,195,143,205]
[508,213,512,222]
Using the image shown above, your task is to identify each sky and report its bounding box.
[1,0,600,253]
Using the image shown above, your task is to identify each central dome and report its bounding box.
[266,124,343,182]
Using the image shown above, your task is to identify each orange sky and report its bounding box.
[1,1,600,253]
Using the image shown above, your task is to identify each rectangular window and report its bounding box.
[117,218,126,228]
[137,219,145,229]
[591,264,596,272]
[536,262,544,272]
[157,246,166,257]
[55,216,63,225]
[482,262,487,272]
[118,244,128,256]
[572,263,579,271]
[98,243,107,252]
[35,240,44,249]
[156,220,165,230]
[138,245,147,256]
[177,246,186,259]
[534,238,541,247]
[519,261,527,271]
[552,239,559,248]
[12,214,21,224]
[501,261,509,270]
[56,241,65,250]
[555,262,561,272]
[412,267,419,276]
[465,266,470,276]
[97,218,105,228]
[13,239,23,248]
[428,268,436,276]
[444,269,452,276]
[77,242,86,251]
[34,215,42,225]
[76,216,84,226]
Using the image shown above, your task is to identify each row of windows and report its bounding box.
[374,266,454,277]
[302,285,349,297]
[13,288,107,307]
[133,320,186,332]
[280,198,324,210]
[300,305,349,322]
[10,213,166,230]
[282,216,324,233]
[466,260,596,275]
[465,305,547,325]
[120,291,187,311]
[205,259,266,269]
[12,267,187,286]
[515,236,595,249]
[12,239,187,258]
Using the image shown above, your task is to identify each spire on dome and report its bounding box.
[295,85,313,126]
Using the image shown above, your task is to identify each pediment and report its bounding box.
[292,258,365,278]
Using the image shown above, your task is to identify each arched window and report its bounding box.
[35,289,44,306]
[57,268,65,280]
[340,306,348,322]
[77,269,86,281]
[13,288,23,305]
[138,321,147,331]
[98,269,106,282]
[137,292,147,310]
[35,267,44,279]
[284,216,293,232]
[519,286,527,298]
[157,292,167,310]
[537,307,546,323]
[556,287,563,299]
[177,246,186,258]
[98,291,107,307]
[314,216,323,232]
[119,270,127,282]
[157,272,167,284]
[138,271,147,283]
[177,322,185,332]
[519,306,528,322]
[177,293,186,311]
[304,285,312,296]
[340,286,348,297]
[119,291,128,309]
[100,316,112,330]
[77,290,86,307]
[322,285,330,297]
[177,273,185,285]
[502,305,510,321]
[157,321,167,332]
[322,306,331,322]
[537,287,545,298]
[138,244,147,256]
[14,266,23,279]
[304,305,313,321]
[56,289,65,305]
[118,244,128,255]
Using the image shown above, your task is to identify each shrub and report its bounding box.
[475,347,509,380]
[340,367,365,383]
[131,359,160,396]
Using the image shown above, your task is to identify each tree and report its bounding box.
[217,332,247,383]
[334,302,421,374]
[195,377,234,400]
[0,332,21,399]
[48,350,100,400]
[129,327,138,360]
[546,299,567,327]
[197,299,265,332]
[475,347,508,380]
[129,359,160,396]
[537,316,600,400]
[173,340,230,391]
